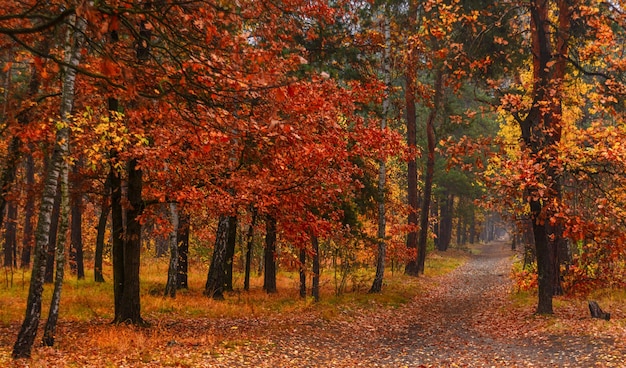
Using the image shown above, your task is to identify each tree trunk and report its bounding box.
[69,162,84,279]
[263,215,277,294]
[416,69,443,274]
[12,13,85,358]
[0,137,20,233]
[299,247,306,298]
[42,159,69,347]
[164,202,179,298]
[370,14,390,293]
[311,233,320,302]
[243,208,257,291]
[438,193,454,251]
[224,215,237,292]
[94,177,110,283]
[4,200,17,268]
[204,215,230,300]
[114,159,144,325]
[176,212,190,289]
[20,154,36,269]
[44,185,62,283]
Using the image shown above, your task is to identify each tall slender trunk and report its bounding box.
[115,159,144,324]
[164,202,179,297]
[44,185,62,283]
[94,177,110,283]
[299,247,306,298]
[438,193,454,251]
[4,200,17,267]
[371,14,391,293]
[12,13,86,358]
[243,208,257,291]
[224,215,237,292]
[263,215,277,294]
[70,162,84,279]
[311,233,320,302]
[42,159,69,346]
[176,212,190,289]
[20,154,36,269]
[204,215,230,300]
[416,70,443,274]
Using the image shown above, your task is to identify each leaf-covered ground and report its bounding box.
[2,242,625,367]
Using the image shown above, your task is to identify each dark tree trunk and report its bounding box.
[416,70,443,274]
[204,215,230,300]
[438,193,454,251]
[164,203,179,298]
[114,159,144,325]
[299,247,306,298]
[94,205,109,283]
[243,208,257,292]
[20,154,36,269]
[469,207,476,244]
[176,212,190,289]
[224,215,237,292]
[311,233,320,302]
[432,198,440,250]
[263,215,277,294]
[4,200,18,268]
[404,1,419,277]
[69,163,84,279]
[0,137,20,233]
[44,185,62,283]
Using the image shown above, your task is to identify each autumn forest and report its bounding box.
[1,0,626,366]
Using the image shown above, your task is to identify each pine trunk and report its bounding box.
[4,200,17,267]
[94,178,110,283]
[299,248,306,298]
[416,70,443,274]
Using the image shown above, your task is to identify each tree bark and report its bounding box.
[42,159,69,346]
[94,177,110,283]
[370,14,390,293]
[176,212,190,289]
[20,154,36,269]
[263,215,277,294]
[114,159,144,324]
[164,202,179,298]
[311,233,320,302]
[12,12,85,358]
[299,247,306,298]
[4,200,17,268]
[204,215,230,300]
[416,69,443,274]
[44,184,62,283]
[438,193,454,251]
[224,215,237,292]
[69,162,84,279]
[243,208,257,292]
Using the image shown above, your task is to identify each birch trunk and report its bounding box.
[12,12,85,358]
[43,158,69,346]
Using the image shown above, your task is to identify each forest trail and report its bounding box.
[195,241,625,367]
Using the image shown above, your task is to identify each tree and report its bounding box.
[12,9,86,358]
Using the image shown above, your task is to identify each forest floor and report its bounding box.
[2,241,626,367]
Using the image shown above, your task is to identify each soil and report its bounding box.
[192,241,625,367]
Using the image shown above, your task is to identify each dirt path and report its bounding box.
[194,242,625,367]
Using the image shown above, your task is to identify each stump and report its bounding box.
[588,300,610,321]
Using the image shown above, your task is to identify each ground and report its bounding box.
[2,241,625,367]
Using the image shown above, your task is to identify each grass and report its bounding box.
[0,248,469,366]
